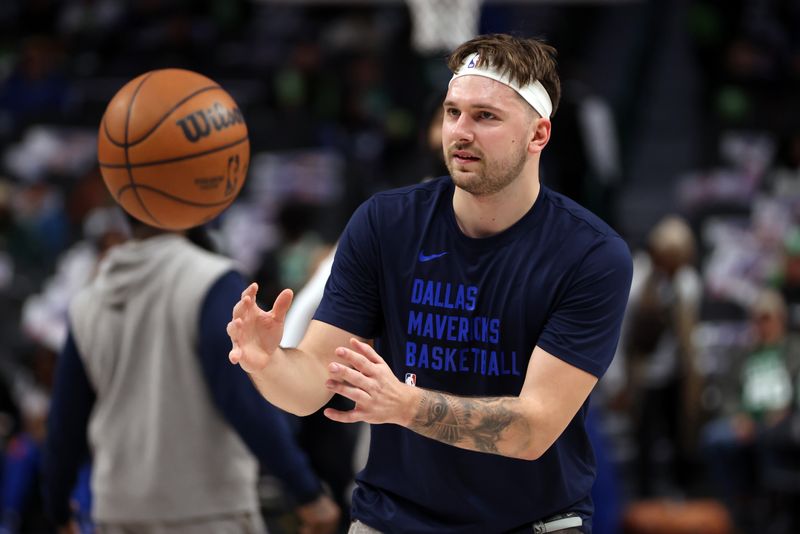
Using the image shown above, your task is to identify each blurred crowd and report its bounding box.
[0,0,799,533]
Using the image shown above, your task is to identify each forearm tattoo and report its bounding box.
[409,391,531,455]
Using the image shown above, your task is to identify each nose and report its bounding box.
[447,113,474,145]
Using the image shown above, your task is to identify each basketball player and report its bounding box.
[42,218,340,534]
[228,34,633,534]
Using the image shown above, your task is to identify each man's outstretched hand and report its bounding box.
[227,283,294,374]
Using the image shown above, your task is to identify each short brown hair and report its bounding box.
[447,33,561,117]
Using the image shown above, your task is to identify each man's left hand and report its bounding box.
[323,338,419,426]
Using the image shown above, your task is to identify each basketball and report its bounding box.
[97,68,249,230]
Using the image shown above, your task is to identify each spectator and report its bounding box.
[621,215,703,496]
[701,288,800,528]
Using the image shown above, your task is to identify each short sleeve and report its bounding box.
[537,235,633,377]
[313,199,382,338]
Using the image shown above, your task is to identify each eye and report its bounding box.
[445,107,460,118]
[478,111,495,120]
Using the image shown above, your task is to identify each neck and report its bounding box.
[131,224,173,240]
[452,166,540,238]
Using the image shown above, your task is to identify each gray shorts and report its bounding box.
[95,510,266,534]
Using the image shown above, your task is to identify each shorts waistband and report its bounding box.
[507,512,583,533]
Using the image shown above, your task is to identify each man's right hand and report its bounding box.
[295,494,341,534]
[227,283,293,374]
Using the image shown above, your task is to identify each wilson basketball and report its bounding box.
[97,69,249,230]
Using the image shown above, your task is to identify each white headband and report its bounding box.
[449,53,553,119]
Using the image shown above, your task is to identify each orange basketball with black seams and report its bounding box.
[98,68,249,230]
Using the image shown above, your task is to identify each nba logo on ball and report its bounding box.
[405,373,417,386]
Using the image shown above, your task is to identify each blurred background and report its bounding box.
[0,0,799,533]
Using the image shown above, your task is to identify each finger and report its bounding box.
[324,377,371,404]
[328,361,373,391]
[241,282,258,300]
[335,346,375,375]
[232,294,255,319]
[270,288,294,322]
[226,319,238,340]
[227,317,245,340]
[323,407,364,423]
[229,346,241,364]
[349,337,383,364]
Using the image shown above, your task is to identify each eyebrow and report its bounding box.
[443,100,505,113]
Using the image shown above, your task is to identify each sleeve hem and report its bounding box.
[311,312,374,340]
[535,342,605,378]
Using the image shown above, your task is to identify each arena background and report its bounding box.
[0,1,798,533]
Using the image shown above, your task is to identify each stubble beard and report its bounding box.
[446,142,528,196]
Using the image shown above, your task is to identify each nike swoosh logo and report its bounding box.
[418,251,448,262]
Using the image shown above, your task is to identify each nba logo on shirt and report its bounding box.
[404,373,417,386]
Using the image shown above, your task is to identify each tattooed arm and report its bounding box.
[324,340,598,461]
[409,393,533,457]
[407,345,597,460]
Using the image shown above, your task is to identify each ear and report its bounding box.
[527,117,551,155]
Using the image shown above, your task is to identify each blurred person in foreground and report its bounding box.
[42,216,339,534]
[619,215,703,496]
[228,33,632,534]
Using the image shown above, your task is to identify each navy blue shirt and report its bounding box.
[314,177,632,534]
[43,271,322,526]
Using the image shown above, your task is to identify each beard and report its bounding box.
[445,141,527,196]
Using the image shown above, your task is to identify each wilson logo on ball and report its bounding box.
[175,102,245,142]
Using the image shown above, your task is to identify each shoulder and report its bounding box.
[367,177,450,213]
[673,266,702,302]
[68,284,96,322]
[160,238,238,292]
[348,177,451,232]
[372,175,450,201]
[542,188,622,241]
[176,237,235,270]
[541,188,631,269]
